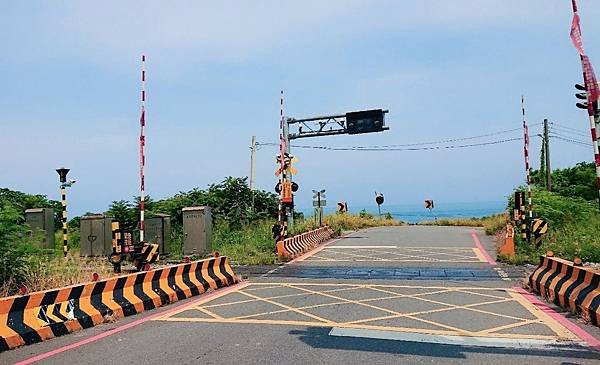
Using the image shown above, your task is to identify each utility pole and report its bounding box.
[250,135,257,211]
[250,136,257,191]
[543,119,552,191]
[283,119,293,229]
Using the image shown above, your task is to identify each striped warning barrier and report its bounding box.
[0,256,238,352]
[276,225,335,259]
[529,255,600,326]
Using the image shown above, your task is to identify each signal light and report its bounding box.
[345,109,386,135]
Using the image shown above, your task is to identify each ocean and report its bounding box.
[298,201,507,224]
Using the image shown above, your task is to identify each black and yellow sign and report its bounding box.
[425,199,434,210]
[532,218,548,247]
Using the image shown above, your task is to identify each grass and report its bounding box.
[0,247,117,297]
[419,214,508,235]
[292,213,403,236]
[500,189,600,265]
[1,213,401,295]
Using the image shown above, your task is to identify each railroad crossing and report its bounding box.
[5,226,600,364]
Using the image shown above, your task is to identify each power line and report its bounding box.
[548,132,590,145]
[550,134,592,147]
[258,137,522,151]
[549,125,589,138]
[348,126,530,148]
[550,122,589,136]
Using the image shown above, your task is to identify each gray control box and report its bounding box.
[182,206,212,255]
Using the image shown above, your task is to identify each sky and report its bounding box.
[1,1,600,216]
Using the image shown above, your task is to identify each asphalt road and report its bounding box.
[3,226,600,364]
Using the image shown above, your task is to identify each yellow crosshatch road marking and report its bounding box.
[155,283,577,341]
[302,246,487,263]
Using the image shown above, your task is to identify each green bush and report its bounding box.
[0,202,47,293]
[511,189,600,263]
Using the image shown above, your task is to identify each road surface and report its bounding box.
[4,226,600,364]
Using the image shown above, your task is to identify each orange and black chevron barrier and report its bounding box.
[529,255,600,326]
[276,225,335,259]
[0,256,238,352]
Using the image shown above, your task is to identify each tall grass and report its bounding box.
[292,213,403,236]
[508,190,600,264]
[419,214,508,235]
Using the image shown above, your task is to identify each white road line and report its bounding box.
[327,245,398,249]
[328,327,587,351]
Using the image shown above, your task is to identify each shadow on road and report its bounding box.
[289,327,600,360]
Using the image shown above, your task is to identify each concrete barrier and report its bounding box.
[529,255,600,326]
[276,226,335,259]
[0,256,238,351]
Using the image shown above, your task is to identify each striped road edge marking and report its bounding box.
[328,327,589,351]
[513,287,600,352]
[471,231,496,265]
[13,282,250,365]
[472,248,488,263]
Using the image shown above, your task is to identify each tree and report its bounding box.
[531,162,596,201]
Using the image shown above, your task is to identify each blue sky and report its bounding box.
[2,1,600,216]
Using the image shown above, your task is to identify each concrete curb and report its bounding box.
[276,226,335,259]
[0,256,238,352]
[529,255,600,326]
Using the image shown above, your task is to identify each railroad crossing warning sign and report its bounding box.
[424,199,434,210]
[312,190,326,207]
[532,218,548,247]
[275,153,298,176]
[337,201,348,213]
[375,193,384,206]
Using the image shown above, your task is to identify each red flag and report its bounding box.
[570,13,584,55]
[582,55,600,103]
[570,3,599,103]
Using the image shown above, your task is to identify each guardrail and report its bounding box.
[276,225,335,259]
[529,255,600,326]
[0,256,238,352]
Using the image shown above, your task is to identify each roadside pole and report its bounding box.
[250,136,257,211]
[571,0,600,211]
[56,168,73,257]
[283,116,294,230]
[543,119,551,191]
[139,54,146,242]
[522,96,532,242]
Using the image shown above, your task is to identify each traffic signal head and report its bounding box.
[345,109,386,135]
[574,83,599,113]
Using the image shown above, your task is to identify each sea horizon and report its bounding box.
[297,200,507,224]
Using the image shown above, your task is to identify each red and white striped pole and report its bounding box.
[520,96,533,243]
[571,0,600,209]
[139,55,146,242]
[522,96,532,223]
[278,90,287,237]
